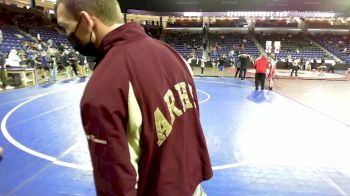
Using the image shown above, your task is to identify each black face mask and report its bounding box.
[68,18,99,57]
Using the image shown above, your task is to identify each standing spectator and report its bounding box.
[78,53,87,77]
[86,56,96,70]
[55,0,213,195]
[186,55,195,71]
[268,54,277,91]
[311,58,318,70]
[0,30,3,43]
[40,51,49,81]
[62,50,73,79]
[218,55,226,77]
[68,50,78,77]
[0,53,14,90]
[48,54,58,83]
[200,55,206,76]
[300,57,305,70]
[254,54,269,90]
[290,58,299,77]
[238,53,250,80]
[327,61,335,73]
[234,58,241,78]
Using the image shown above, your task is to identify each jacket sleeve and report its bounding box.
[80,59,138,196]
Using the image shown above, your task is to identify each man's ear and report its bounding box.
[80,11,94,32]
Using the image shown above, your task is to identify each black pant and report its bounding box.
[327,66,335,73]
[71,64,78,76]
[240,68,246,80]
[255,73,266,90]
[290,66,298,76]
[235,67,241,78]
[0,69,8,87]
[201,67,204,74]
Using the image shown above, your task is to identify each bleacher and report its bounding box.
[208,33,259,60]
[164,31,203,58]
[0,25,32,53]
[311,34,350,63]
[256,33,327,60]
[30,27,69,48]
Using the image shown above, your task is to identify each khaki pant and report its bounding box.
[0,69,8,87]
[78,64,86,77]
[193,185,207,196]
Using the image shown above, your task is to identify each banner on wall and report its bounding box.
[274,41,281,54]
[265,41,272,53]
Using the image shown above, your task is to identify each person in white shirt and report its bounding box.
[5,49,21,67]
[268,54,277,90]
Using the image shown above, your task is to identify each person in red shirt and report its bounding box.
[254,54,269,90]
[55,0,213,195]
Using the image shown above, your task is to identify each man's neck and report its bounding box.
[95,23,124,48]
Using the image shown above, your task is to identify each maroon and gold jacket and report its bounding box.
[80,23,213,196]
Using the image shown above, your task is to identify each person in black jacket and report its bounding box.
[68,51,78,77]
[238,53,251,80]
[218,55,226,77]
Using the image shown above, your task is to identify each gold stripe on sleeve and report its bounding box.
[127,82,143,189]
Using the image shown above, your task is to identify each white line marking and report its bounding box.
[197,90,211,104]
[7,104,71,128]
[0,95,39,106]
[316,168,348,196]
[1,83,241,172]
[212,162,250,171]
[0,89,93,171]
[195,79,255,89]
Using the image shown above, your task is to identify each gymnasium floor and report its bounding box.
[0,74,349,195]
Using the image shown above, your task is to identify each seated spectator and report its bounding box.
[5,49,21,67]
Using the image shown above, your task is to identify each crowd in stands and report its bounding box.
[135,19,162,39]
[310,34,350,63]
[164,31,203,57]
[208,32,260,61]
[0,4,93,88]
[256,32,328,61]
[143,25,162,39]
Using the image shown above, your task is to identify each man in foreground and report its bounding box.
[55,0,213,195]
